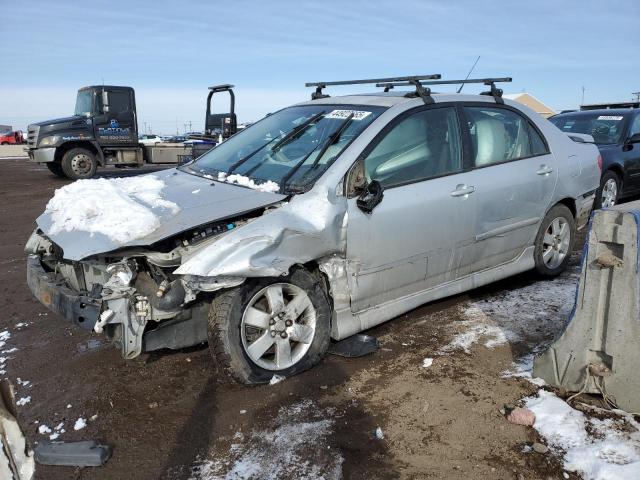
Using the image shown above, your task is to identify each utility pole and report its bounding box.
[581,86,585,106]
[183,123,187,134]
[143,122,147,134]
[633,92,640,102]
[188,121,192,133]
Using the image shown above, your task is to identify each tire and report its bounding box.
[46,162,67,178]
[594,170,620,209]
[61,148,98,180]
[1,142,8,145]
[533,204,575,277]
[208,268,331,384]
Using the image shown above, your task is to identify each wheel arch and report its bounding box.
[553,197,577,219]
[604,164,624,188]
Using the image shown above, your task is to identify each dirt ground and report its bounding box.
[0,158,584,479]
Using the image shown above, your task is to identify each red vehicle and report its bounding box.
[0,130,24,145]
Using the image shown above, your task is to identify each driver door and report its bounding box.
[345,106,476,312]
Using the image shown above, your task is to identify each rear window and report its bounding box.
[550,113,627,144]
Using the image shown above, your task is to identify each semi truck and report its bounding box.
[25,84,237,179]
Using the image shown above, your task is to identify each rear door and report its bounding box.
[460,105,558,271]
[345,105,476,312]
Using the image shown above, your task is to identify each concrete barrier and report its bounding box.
[533,200,640,412]
[0,145,28,158]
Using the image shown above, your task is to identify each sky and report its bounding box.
[1,0,638,133]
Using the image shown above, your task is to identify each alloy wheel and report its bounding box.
[601,178,618,208]
[542,217,570,269]
[241,283,316,370]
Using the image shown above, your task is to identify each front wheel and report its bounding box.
[208,268,331,384]
[533,204,575,277]
[46,162,67,178]
[594,171,620,209]
[61,148,98,180]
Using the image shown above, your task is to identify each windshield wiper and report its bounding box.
[280,113,354,192]
[270,111,326,152]
[225,136,280,174]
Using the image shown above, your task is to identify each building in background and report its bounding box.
[503,93,556,118]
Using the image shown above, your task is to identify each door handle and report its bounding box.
[450,184,475,197]
[537,165,554,176]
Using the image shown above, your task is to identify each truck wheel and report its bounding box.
[533,204,575,277]
[46,162,67,178]
[61,148,97,180]
[208,268,331,384]
[1,142,8,145]
[594,170,620,209]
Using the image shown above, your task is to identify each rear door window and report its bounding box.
[363,106,462,188]
[108,91,131,113]
[464,106,543,167]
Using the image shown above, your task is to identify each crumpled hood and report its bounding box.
[36,169,286,261]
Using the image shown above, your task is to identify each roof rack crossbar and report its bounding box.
[376,77,512,88]
[305,74,441,100]
[377,77,512,104]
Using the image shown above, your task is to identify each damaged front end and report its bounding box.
[25,217,249,359]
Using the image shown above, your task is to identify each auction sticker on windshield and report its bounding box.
[597,115,624,121]
[326,110,372,120]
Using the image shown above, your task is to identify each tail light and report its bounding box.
[597,154,603,172]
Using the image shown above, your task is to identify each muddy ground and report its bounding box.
[0,158,587,479]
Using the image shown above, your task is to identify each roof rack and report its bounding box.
[305,74,441,103]
[376,77,512,104]
[580,101,639,111]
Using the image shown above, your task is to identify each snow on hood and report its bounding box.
[37,169,287,260]
[45,175,179,244]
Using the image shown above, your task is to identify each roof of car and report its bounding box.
[295,92,502,108]
[552,108,635,117]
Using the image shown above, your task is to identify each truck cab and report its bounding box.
[26,85,142,179]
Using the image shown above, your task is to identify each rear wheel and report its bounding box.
[208,268,331,384]
[595,171,620,209]
[61,148,98,180]
[46,162,66,178]
[534,204,575,277]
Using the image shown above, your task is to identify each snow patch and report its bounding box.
[73,418,87,431]
[375,426,385,439]
[526,390,640,479]
[422,358,434,368]
[189,400,342,480]
[38,425,51,435]
[269,374,285,385]
[45,175,179,244]
[217,172,280,193]
[16,397,30,406]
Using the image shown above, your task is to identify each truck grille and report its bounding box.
[26,124,40,149]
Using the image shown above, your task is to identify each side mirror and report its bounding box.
[627,133,640,144]
[356,180,384,214]
[101,90,110,113]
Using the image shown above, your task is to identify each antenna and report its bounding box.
[457,56,480,93]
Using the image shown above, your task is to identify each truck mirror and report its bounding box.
[101,91,109,113]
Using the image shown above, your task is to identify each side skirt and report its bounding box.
[331,246,535,340]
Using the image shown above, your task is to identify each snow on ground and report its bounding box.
[526,390,640,479]
[440,263,579,364]
[217,172,280,193]
[74,418,87,430]
[45,175,180,244]
[189,400,342,480]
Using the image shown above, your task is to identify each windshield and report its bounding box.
[74,90,94,116]
[550,112,628,144]
[183,104,384,193]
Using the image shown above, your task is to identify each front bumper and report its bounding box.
[26,254,101,330]
[27,147,56,163]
